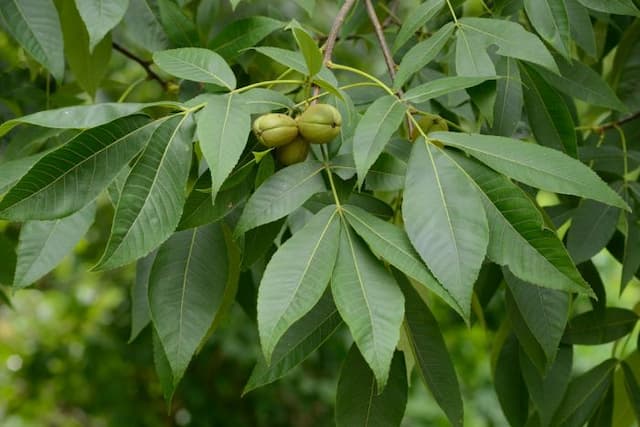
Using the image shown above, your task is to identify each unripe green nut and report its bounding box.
[411,113,448,147]
[297,104,342,144]
[276,137,310,165]
[252,113,299,147]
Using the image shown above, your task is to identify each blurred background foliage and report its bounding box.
[0,0,639,426]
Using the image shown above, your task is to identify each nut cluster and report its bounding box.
[252,104,342,165]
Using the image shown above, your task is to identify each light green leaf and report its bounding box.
[196,94,250,201]
[238,88,294,114]
[562,308,639,345]
[335,347,407,427]
[157,0,199,47]
[533,55,627,111]
[432,131,629,210]
[0,0,64,81]
[450,152,590,294]
[235,160,326,235]
[491,57,522,137]
[245,289,341,394]
[253,46,338,86]
[397,271,463,427]
[13,204,96,288]
[292,27,322,77]
[331,225,405,391]
[353,95,407,187]
[0,102,178,138]
[343,205,464,319]
[402,141,488,318]
[456,17,559,75]
[293,0,315,15]
[393,0,445,52]
[567,199,620,264]
[74,0,129,52]
[403,76,493,103]
[123,0,168,52]
[0,116,153,221]
[575,0,640,15]
[394,23,455,90]
[209,16,283,61]
[95,114,193,270]
[257,206,340,363]
[130,251,156,343]
[520,63,577,157]
[504,270,570,362]
[552,359,618,427]
[149,222,238,386]
[61,0,112,98]
[524,0,571,58]
[153,48,236,89]
[520,346,573,427]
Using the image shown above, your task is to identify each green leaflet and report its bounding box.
[432,132,629,210]
[0,116,154,221]
[95,114,193,270]
[331,224,405,391]
[257,206,340,363]
[403,140,488,318]
[149,222,239,387]
[335,347,408,427]
[153,48,236,89]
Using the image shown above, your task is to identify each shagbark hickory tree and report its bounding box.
[1,0,640,425]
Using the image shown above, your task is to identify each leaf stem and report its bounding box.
[112,42,168,89]
[327,62,396,96]
[322,145,342,209]
[231,79,307,94]
[445,0,459,24]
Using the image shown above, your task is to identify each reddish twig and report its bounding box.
[112,42,168,89]
[598,111,640,132]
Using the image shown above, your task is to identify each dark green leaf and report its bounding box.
[235,160,326,235]
[335,347,407,427]
[196,94,251,200]
[621,362,640,422]
[524,0,571,58]
[153,48,236,89]
[13,204,96,288]
[130,251,156,343]
[123,0,168,52]
[95,115,193,270]
[432,132,629,210]
[393,0,445,52]
[520,63,577,157]
[252,46,338,86]
[61,0,112,98]
[209,16,283,61]
[563,308,639,345]
[520,346,573,427]
[149,223,239,386]
[0,0,64,81]
[292,27,322,77]
[0,116,153,220]
[332,225,405,391]
[565,0,597,57]
[397,271,463,427]
[157,0,199,47]
[403,76,493,104]
[403,140,488,319]
[257,205,340,363]
[492,57,523,137]
[394,23,455,90]
[75,0,128,52]
[353,95,407,187]
[244,290,342,394]
[343,205,464,318]
[238,88,294,114]
[552,359,618,427]
[621,214,640,291]
[567,199,620,264]
[575,0,640,15]
[504,270,570,363]
[152,327,175,404]
[365,152,406,192]
[495,334,529,427]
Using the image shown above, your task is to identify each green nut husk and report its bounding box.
[252,113,299,147]
[296,104,342,144]
[410,113,448,147]
[276,137,310,165]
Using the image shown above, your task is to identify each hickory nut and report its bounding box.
[252,113,299,147]
[296,104,342,144]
